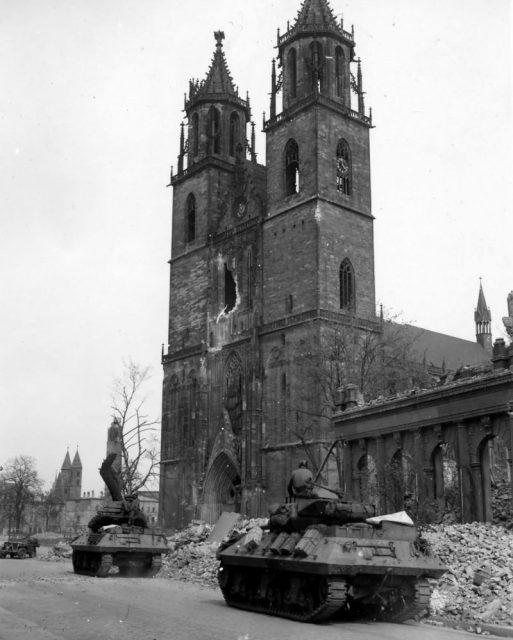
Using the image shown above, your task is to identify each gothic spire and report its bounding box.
[475,280,491,324]
[475,279,492,351]
[61,449,71,469]
[202,31,237,94]
[71,449,82,468]
[185,31,250,118]
[295,0,339,29]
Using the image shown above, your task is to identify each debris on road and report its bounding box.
[39,541,73,561]
[424,522,513,628]
[160,517,267,588]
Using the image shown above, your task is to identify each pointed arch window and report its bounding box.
[192,113,199,156]
[339,258,355,310]
[335,47,345,98]
[229,112,240,157]
[206,106,221,155]
[285,139,299,195]
[186,193,196,242]
[310,41,324,93]
[287,48,297,99]
[336,138,352,195]
[247,248,253,310]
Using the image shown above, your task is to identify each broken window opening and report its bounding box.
[224,263,237,313]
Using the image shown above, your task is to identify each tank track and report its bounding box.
[218,565,347,622]
[72,551,113,577]
[380,577,433,623]
[146,554,162,577]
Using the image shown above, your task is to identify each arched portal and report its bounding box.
[356,453,378,506]
[201,452,241,523]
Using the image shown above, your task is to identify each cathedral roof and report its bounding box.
[294,0,339,30]
[71,450,82,468]
[61,450,71,469]
[475,282,491,323]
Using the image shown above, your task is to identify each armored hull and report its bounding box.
[217,497,445,622]
[71,525,167,577]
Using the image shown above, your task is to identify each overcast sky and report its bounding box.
[1,0,511,495]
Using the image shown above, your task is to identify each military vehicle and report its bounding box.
[71,453,167,577]
[0,534,39,559]
[217,491,446,623]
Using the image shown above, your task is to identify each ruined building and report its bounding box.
[160,0,491,529]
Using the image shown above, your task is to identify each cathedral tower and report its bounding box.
[161,0,377,528]
[264,0,375,322]
[55,448,82,501]
[161,33,266,529]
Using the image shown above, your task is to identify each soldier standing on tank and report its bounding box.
[287,460,315,498]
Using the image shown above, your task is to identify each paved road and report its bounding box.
[0,555,480,640]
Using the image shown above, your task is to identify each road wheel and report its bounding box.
[17,548,27,559]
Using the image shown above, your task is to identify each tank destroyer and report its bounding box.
[71,453,167,577]
[217,492,445,623]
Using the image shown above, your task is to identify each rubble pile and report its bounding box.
[160,516,513,630]
[39,541,73,561]
[160,518,267,588]
[492,481,513,528]
[424,522,513,627]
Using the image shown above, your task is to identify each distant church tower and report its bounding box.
[55,448,82,501]
[161,0,376,528]
[475,281,492,352]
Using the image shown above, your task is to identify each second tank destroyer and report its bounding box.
[71,453,167,577]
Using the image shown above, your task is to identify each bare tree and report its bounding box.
[111,360,160,495]
[1,456,43,532]
[37,487,62,532]
[296,312,435,418]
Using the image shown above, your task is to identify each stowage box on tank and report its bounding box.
[71,454,167,577]
[217,497,446,623]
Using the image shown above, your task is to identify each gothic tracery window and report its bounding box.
[206,106,221,155]
[186,193,196,242]
[339,258,355,310]
[336,138,352,195]
[310,40,324,93]
[192,113,199,156]
[229,112,240,157]
[285,138,299,195]
[335,47,344,98]
[288,48,297,99]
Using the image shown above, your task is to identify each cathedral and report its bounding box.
[160,0,490,529]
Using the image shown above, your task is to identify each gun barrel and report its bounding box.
[99,453,123,501]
